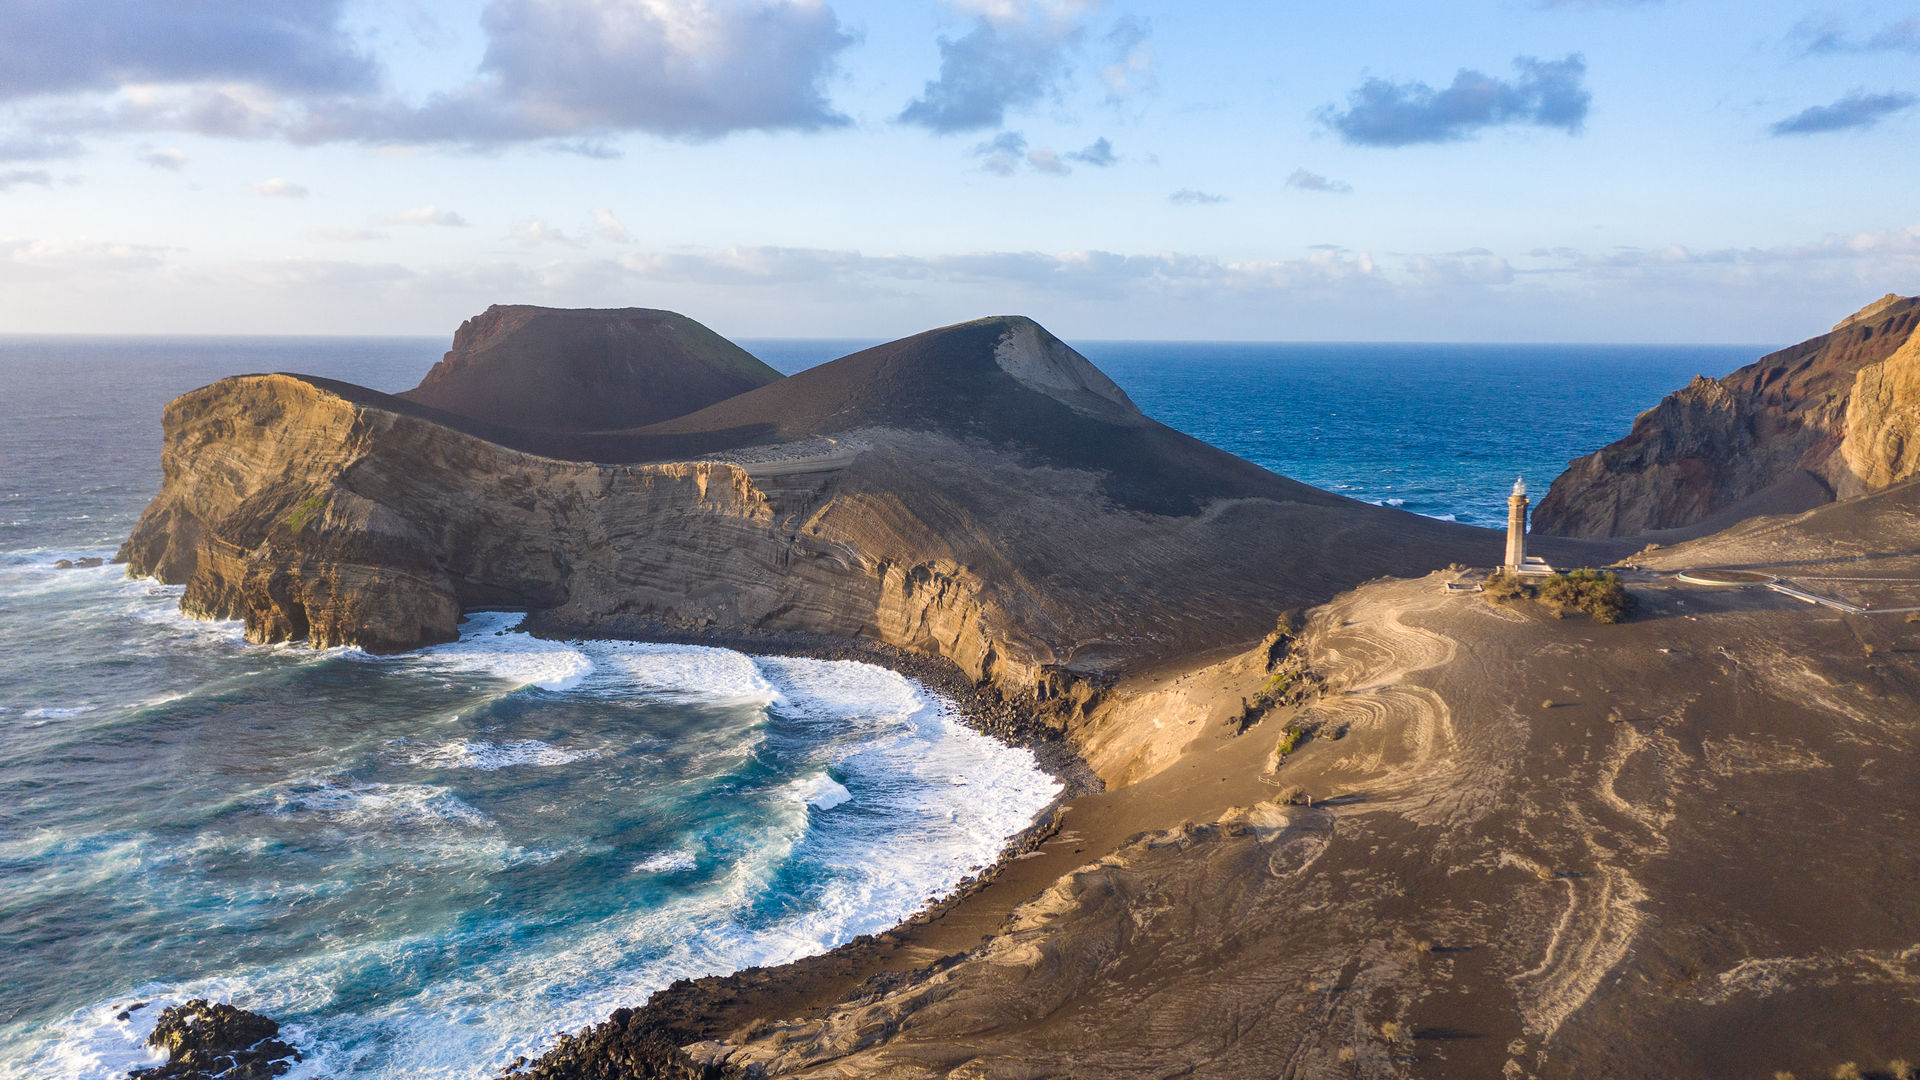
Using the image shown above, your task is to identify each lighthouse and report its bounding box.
[1505,477,1529,572]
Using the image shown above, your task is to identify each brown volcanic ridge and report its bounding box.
[1535,292,1920,538]
[118,306,1919,1080]
[399,304,784,431]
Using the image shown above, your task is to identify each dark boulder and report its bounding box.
[128,999,301,1080]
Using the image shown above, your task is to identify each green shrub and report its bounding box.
[1483,571,1532,603]
[284,495,325,533]
[1538,569,1637,623]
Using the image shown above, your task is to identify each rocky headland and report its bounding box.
[117,309,1506,781]
[120,304,1920,1078]
[1535,293,1920,537]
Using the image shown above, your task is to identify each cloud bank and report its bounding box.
[0,0,857,152]
[0,0,377,102]
[1318,54,1591,146]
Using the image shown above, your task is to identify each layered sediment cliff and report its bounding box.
[1534,293,1920,537]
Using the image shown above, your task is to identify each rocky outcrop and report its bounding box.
[129,1000,300,1080]
[1838,322,1920,490]
[1534,293,1920,537]
[399,305,782,431]
[121,314,1503,784]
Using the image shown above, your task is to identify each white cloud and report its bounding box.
[308,227,390,242]
[6,225,1916,342]
[1027,146,1069,174]
[0,169,52,190]
[593,208,632,243]
[510,218,579,246]
[1101,16,1154,101]
[140,147,188,170]
[0,0,377,102]
[901,0,1118,133]
[1169,188,1227,205]
[375,205,468,226]
[302,0,855,144]
[251,177,308,197]
[0,0,855,152]
[0,236,167,279]
[1285,168,1353,194]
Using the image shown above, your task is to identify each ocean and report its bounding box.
[0,334,1762,1078]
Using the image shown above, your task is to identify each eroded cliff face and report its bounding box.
[1534,294,1920,537]
[119,375,887,654]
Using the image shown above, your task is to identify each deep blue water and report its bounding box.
[0,333,1765,1079]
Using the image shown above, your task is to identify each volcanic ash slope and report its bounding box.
[571,495,1920,1080]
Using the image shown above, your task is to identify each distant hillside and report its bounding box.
[1535,293,1920,537]
[399,305,782,431]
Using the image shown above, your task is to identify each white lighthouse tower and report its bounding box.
[1505,477,1529,573]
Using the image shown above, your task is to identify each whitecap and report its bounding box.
[753,656,925,726]
[585,641,778,704]
[796,774,854,811]
[264,778,494,831]
[1419,511,1459,522]
[412,739,601,772]
[632,850,698,874]
[410,612,593,692]
[22,705,93,719]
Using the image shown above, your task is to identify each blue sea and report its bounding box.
[0,334,1762,1079]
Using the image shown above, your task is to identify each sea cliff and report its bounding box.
[1534,293,1920,537]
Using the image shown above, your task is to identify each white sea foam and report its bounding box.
[8,627,1061,1080]
[1420,511,1459,522]
[584,641,779,704]
[633,850,698,874]
[412,739,601,772]
[22,705,93,719]
[796,774,854,810]
[409,612,594,692]
[265,778,494,831]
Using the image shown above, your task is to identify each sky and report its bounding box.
[0,0,1916,343]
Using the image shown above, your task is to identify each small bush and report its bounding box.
[1278,784,1311,806]
[1483,571,1532,603]
[1833,1063,1864,1080]
[1379,1021,1405,1044]
[1539,569,1638,623]
[1890,1061,1917,1080]
[283,495,326,533]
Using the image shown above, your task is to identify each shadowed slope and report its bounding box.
[639,315,1340,514]
[398,305,782,431]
